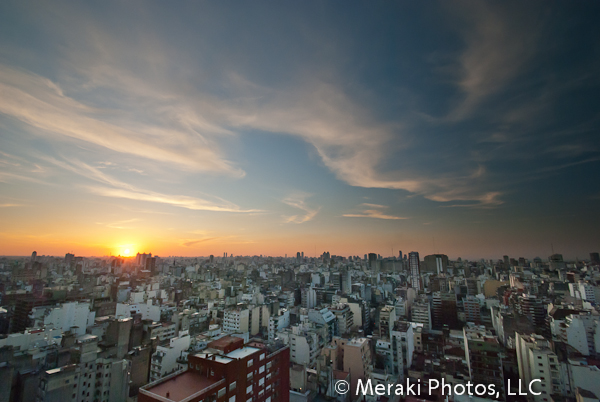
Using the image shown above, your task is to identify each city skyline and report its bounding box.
[1,1,599,259]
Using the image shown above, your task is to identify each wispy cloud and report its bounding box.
[182,238,218,247]
[282,193,320,224]
[45,157,260,213]
[343,203,408,220]
[445,1,541,120]
[436,191,504,209]
[0,66,244,177]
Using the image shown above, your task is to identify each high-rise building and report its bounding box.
[464,295,482,324]
[379,305,396,338]
[64,253,74,265]
[464,324,505,400]
[368,253,377,269]
[411,296,431,329]
[515,333,563,401]
[590,252,600,265]
[145,257,156,274]
[408,251,421,290]
[423,254,448,274]
[432,291,458,329]
[139,337,290,402]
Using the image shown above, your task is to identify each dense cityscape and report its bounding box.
[1,250,600,401]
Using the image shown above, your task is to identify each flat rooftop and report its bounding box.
[226,346,260,359]
[143,371,219,402]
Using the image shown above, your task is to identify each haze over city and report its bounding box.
[1,1,599,259]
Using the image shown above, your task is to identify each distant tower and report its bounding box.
[31,251,37,264]
[368,253,377,270]
[399,251,403,260]
[590,253,599,265]
[409,252,421,291]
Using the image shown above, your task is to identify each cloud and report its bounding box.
[0,203,24,207]
[436,191,504,208]
[0,66,244,177]
[182,238,218,247]
[45,157,259,213]
[445,1,541,120]
[0,2,540,209]
[282,193,320,224]
[343,203,408,220]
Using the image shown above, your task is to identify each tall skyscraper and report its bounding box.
[368,253,377,269]
[408,252,421,290]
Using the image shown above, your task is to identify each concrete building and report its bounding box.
[423,254,449,274]
[223,307,250,333]
[379,305,396,338]
[408,252,421,291]
[149,331,191,382]
[30,302,94,336]
[342,338,372,397]
[139,337,290,402]
[268,309,290,340]
[569,281,600,303]
[555,313,600,356]
[432,291,458,329]
[515,333,563,401]
[37,334,131,402]
[464,295,482,324]
[464,324,505,400]
[308,308,338,341]
[411,297,431,330]
[301,288,317,309]
[329,304,354,335]
[391,321,415,379]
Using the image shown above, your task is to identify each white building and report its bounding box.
[329,304,354,335]
[515,333,564,400]
[569,282,600,303]
[115,300,160,321]
[391,321,414,380]
[278,322,327,367]
[149,331,191,382]
[554,314,600,356]
[0,327,62,349]
[30,302,95,336]
[268,309,290,340]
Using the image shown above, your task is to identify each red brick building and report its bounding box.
[139,336,290,402]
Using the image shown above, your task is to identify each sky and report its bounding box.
[0,1,599,260]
